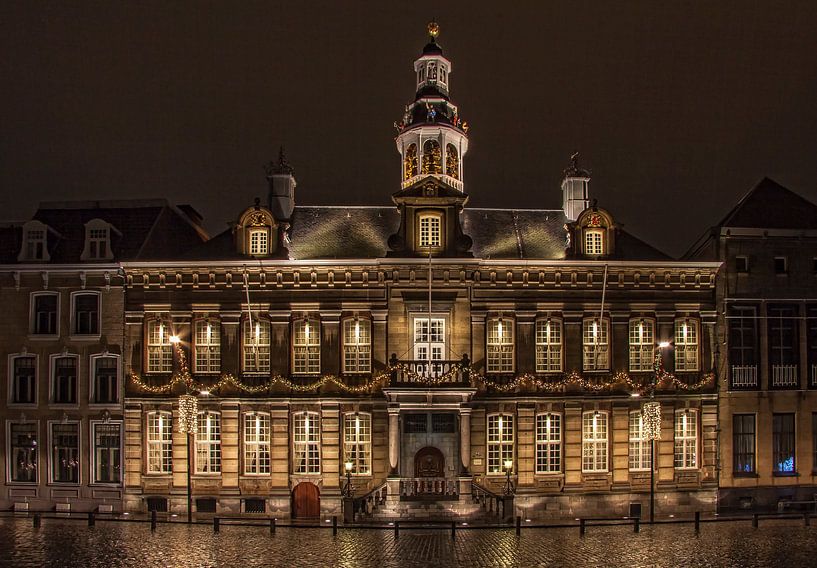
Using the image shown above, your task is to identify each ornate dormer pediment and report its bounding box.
[235,199,287,258]
[566,203,617,259]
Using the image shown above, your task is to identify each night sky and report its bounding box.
[2,1,817,257]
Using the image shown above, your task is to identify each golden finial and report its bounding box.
[428,21,440,39]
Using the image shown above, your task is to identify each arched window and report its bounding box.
[51,353,79,405]
[584,229,605,256]
[421,140,442,174]
[417,211,443,249]
[404,144,418,180]
[445,144,459,179]
[248,228,269,255]
[196,411,221,474]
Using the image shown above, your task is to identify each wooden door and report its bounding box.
[414,446,445,477]
[291,482,320,519]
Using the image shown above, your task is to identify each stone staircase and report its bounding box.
[360,496,502,523]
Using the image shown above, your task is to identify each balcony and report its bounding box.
[730,365,758,388]
[388,355,471,387]
[771,365,799,388]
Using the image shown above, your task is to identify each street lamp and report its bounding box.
[343,460,354,497]
[503,459,514,495]
[171,335,198,525]
[642,341,670,524]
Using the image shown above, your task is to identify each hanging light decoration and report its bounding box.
[641,401,662,440]
[178,394,198,434]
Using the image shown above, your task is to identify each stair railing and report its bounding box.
[352,480,389,519]
[471,480,504,517]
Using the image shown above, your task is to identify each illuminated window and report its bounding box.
[445,144,458,179]
[674,319,699,372]
[536,318,562,373]
[293,412,320,474]
[343,318,371,373]
[584,229,604,255]
[674,410,697,469]
[629,319,655,372]
[582,318,609,371]
[249,228,269,255]
[293,318,320,375]
[487,414,514,474]
[487,318,514,373]
[421,139,442,174]
[404,144,418,180]
[92,422,121,484]
[147,411,172,474]
[244,412,271,475]
[51,422,79,483]
[195,319,221,374]
[628,411,652,471]
[51,355,78,405]
[146,319,173,373]
[344,413,372,475]
[773,413,795,474]
[582,411,608,472]
[536,413,561,474]
[418,213,442,248]
[243,319,270,374]
[31,292,58,335]
[196,411,221,474]
[10,355,36,404]
[10,422,38,482]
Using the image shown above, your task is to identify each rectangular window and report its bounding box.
[487,414,514,474]
[628,411,652,471]
[26,229,46,260]
[674,319,699,372]
[585,229,604,255]
[196,412,221,474]
[535,319,562,373]
[736,256,749,273]
[93,422,121,484]
[293,319,320,375]
[674,410,697,469]
[249,228,269,255]
[413,317,445,373]
[32,293,58,335]
[92,356,118,404]
[769,305,799,387]
[583,319,609,371]
[403,413,427,433]
[773,413,796,474]
[629,319,655,372]
[194,319,221,374]
[147,412,172,474]
[728,305,758,387]
[9,422,38,482]
[343,319,371,373]
[11,356,36,404]
[293,412,320,474]
[432,413,456,433]
[486,318,514,373]
[733,414,755,474]
[51,422,79,483]
[52,356,77,405]
[774,256,788,274]
[535,413,561,474]
[73,293,99,335]
[88,227,109,259]
[243,412,271,475]
[147,320,173,373]
[419,214,441,248]
[243,319,270,374]
[582,411,609,472]
[344,413,372,475]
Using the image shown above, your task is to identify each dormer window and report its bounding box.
[585,229,604,255]
[237,204,277,257]
[418,212,442,248]
[81,219,117,261]
[18,220,50,262]
[249,228,269,255]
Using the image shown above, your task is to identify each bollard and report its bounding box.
[150,510,157,532]
[33,513,41,529]
[805,513,810,527]
[451,520,456,540]
[214,517,220,533]
[332,515,338,536]
[270,517,276,535]
[516,515,521,536]
[579,518,586,536]
[752,513,758,528]
[694,511,700,534]
[634,517,640,533]
[394,521,400,539]
[88,512,95,527]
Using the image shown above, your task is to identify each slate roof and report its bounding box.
[716,177,817,230]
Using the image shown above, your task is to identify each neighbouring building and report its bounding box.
[686,178,817,511]
[120,24,721,521]
[0,200,206,513]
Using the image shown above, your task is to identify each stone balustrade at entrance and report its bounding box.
[400,478,459,500]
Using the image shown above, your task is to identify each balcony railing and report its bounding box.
[731,365,758,388]
[399,477,459,499]
[389,354,470,387]
[771,365,799,388]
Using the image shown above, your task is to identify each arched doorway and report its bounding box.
[291,482,320,519]
[414,446,445,478]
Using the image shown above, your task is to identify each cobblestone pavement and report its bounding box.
[1,517,815,567]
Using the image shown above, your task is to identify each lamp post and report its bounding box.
[642,341,669,524]
[343,460,354,497]
[503,459,514,496]
[171,335,197,525]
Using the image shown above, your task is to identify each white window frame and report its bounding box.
[629,318,655,372]
[243,318,271,374]
[196,411,222,474]
[342,318,371,374]
[292,318,320,375]
[194,318,221,374]
[83,221,112,260]
[582,411,609,472]
[628,411,652,471]
[412,315,446,370]
[30,291,59,337]
[344,412,372,475]
[486,317,514,374]
[418,212,442,249]
[487,413,514,475]
[146,411,173,474]
[535,318,562,373]
[70,291,101,337]
[8,354,38,407]
[50,353,79,406]
[243,412,271,475]
[293,411,321,474]
[49,420,81,484]
[535,413,562,474]
[674,318,699,372]
[674,409,698,469]
[90,353,121,406]
[7,420,39,484]
[19,221,49,261]
[248,228,269,256]
[90,420,122,485]
[583,318,610,371]
[146,318,173,374]
[584,229,604,255]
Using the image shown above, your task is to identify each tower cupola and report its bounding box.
[562,152,591,221]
